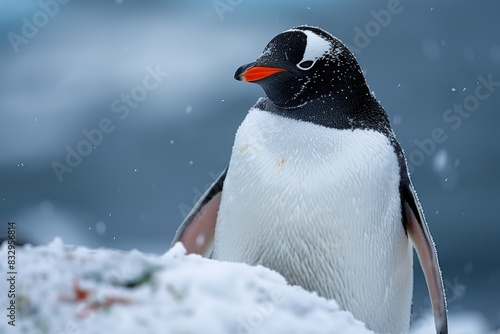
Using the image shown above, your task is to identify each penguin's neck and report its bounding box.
[262,92,390,132]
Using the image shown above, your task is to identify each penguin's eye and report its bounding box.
[297,60,315,70]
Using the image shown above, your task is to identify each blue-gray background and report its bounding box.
[1,0,498,327]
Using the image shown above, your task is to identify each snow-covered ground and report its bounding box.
[0,239,494,334]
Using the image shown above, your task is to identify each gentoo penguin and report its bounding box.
[171,26,448,334]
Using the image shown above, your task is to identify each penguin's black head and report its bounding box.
[235,26,371,110]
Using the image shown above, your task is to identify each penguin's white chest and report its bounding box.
[213,108,413,333]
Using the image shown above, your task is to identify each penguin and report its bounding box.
[171,26,448,334]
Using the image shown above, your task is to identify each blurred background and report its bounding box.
[0,0,498,328]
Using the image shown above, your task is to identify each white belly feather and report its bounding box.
[213,108,413,333]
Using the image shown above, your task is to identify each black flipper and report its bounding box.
[170,168,227,256]
[402,179,448,334]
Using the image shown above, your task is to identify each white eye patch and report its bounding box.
[295,30,331,70]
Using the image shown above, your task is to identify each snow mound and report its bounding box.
[0,239,372,334]
[0,239,493,334]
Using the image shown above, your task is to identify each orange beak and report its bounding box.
[235,65,286,82]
